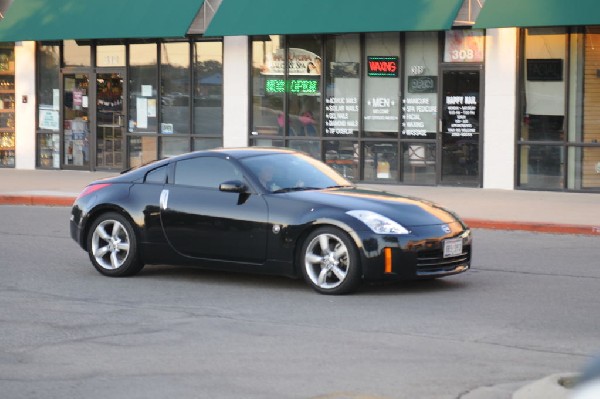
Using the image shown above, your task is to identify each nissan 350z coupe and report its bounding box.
[70,148,472,295]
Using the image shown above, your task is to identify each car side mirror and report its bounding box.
[219,180,248,194]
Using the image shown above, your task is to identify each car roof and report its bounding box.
[111,147,298,181]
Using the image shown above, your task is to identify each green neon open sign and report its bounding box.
[265,79,319,94]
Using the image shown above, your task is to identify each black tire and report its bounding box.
[86,212,144,277]
[299,226,362,295]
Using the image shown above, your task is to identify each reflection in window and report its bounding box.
[160,136,190,159]
[129,43,158,134]
[194,41,223,136]
[161,42,190,135]
[519,145,563,189]
[363,142,398,181]
[288,140,321,159]
[287,36,322,138]
[63,40,91,67]
[251,36,284,137]
[128,136,157,168]
[402,142,436,185]
[193,137,221,151]
[324,140,358,180]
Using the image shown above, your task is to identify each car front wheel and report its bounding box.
[300,227,362,295]
[87,212,144,277]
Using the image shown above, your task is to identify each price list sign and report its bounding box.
[325,96,359,136]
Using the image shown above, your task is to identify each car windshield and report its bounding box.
[240,152,353,193]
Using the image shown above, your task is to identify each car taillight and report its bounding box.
[75,183,112,200]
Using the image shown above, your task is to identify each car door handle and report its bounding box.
[160,189,169,210]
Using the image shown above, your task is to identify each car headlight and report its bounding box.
[346,210,410,235]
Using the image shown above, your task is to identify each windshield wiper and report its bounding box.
[272,186,322,194]
[326,185,353,189]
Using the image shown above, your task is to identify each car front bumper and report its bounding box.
[356,224,472,281]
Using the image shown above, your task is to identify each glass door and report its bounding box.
[96,71,125,170]
[440,69,482,185]
[63,73,90,169]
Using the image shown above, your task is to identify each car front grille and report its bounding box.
[415,246,471,275]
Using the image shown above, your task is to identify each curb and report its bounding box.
[0,195,75,207]
[1,195,599,236]
[465,218,600,236]
[512,373,577,399]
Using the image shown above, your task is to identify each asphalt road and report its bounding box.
[0,206,598,399]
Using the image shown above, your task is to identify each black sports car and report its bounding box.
[70,148,471,294]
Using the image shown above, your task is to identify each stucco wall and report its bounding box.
[483,28,518,189]
[222,36,249,148]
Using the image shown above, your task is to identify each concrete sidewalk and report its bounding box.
[1,168,599,235]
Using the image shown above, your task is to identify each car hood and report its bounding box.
[286,187,463,227]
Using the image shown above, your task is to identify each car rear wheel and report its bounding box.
[87,212,144,277]
[300,227,362,295]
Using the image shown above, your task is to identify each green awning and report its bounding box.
[205,0,464,36]
[0,0,204,42]
[474,0,600,29]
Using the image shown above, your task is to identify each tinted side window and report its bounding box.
[174,157,240,188]
[145,165,168,184]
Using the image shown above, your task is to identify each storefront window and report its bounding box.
[325,34,360,139]
[161,42,190,136]
[96,44,126,67]
[521,28,567,143]
[570,147,600,189]
[402,142,436,184]
[63,40,91,67]
[287,35,322,138]
[251,35,284,137]
[0,43,15,167]
[288,140,320,159]
[567,28,600,190]
[363,32,400,138]
[403,32,438,140]
[36,44,60,168]
[193,41,223,138]
[519,28,567,190]
[364,142,398,181]
[128,136,157,168]
[160,136,190,158]
[401,32,439,184]
[129,43,158,134]
[193,137,222,151]
[324,140,358,180]
[519,145,564,189]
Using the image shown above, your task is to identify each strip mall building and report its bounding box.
[0,0,599,193]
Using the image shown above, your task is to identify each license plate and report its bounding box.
[443,238,463,258]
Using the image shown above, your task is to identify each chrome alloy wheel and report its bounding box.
[91,219,131,270]
[304,233,350,290]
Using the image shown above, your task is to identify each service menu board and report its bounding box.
[325,96,359,136]
[401,97,437,138]
[443,95,479,137]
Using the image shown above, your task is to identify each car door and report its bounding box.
[159,155,269,263]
